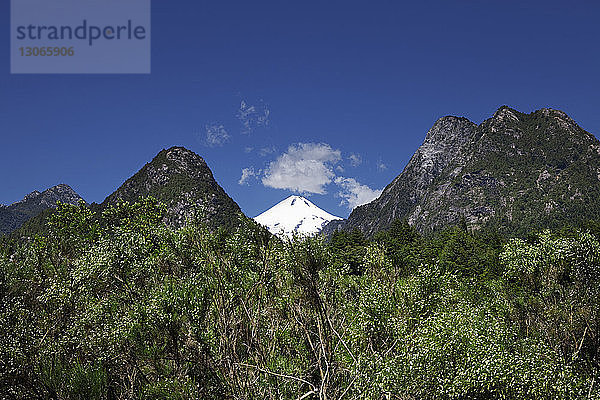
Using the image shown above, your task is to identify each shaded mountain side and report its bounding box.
[334,106,600,237]
[101,146,244,230]
[7,207,57,239]
[0,184,83,235]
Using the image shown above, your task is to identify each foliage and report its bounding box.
[1,200,599,399]
[501,231,600,368]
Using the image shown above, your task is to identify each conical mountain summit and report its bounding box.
[254,195,342,238]
[101,146,243,229]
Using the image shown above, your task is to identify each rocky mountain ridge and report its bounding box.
[334,106,600,236]
[0,184,83,235]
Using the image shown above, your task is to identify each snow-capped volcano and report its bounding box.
[254,195,343,238]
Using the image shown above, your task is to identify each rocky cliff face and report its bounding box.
[0,184,83,235]
[337,106,600,236]
[101,146,243,229]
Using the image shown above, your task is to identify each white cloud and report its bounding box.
[377,159,388,171]
[244,147,254,153]
[237,99,270,134]
[349,153,362,167]
[205,123,230,147]
[335,177,382,211]
[239,167,257,185]
[259,145,276,157]
[336,165,345,173]
[262,143,341,194]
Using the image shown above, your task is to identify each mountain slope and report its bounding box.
[0,184,83,235]
[338,106,600,236]
[254,195,342,238]
[101,146,243,229]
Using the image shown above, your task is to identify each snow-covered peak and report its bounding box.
[254,195,343,238]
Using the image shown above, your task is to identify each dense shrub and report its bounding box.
[1,201,599,399]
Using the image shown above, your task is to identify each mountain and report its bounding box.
[0,184,83,235]
[101,146,243,229]
[254,195,342,238]
[334,106,600,236]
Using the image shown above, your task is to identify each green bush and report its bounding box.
[1,198,599,399]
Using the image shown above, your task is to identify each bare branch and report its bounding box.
[236,362,317,393]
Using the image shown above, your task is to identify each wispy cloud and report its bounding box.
[237,99,270,134]
[239,167,258,185]
[262,143,341,194]
[377,158,388,171]
[349,153,362,167]
[335,177,382,210]
[259,145,276,157]
[204,123,230,147]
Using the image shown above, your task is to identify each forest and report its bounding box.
[1,198,600,399]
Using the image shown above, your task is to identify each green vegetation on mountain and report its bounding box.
[2,198,600,399]
[339,107,600,237]
[101,146,243,230]
[4,147,245,241]
[0,184,83,235]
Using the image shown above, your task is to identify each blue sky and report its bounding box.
[2,1,600,217]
